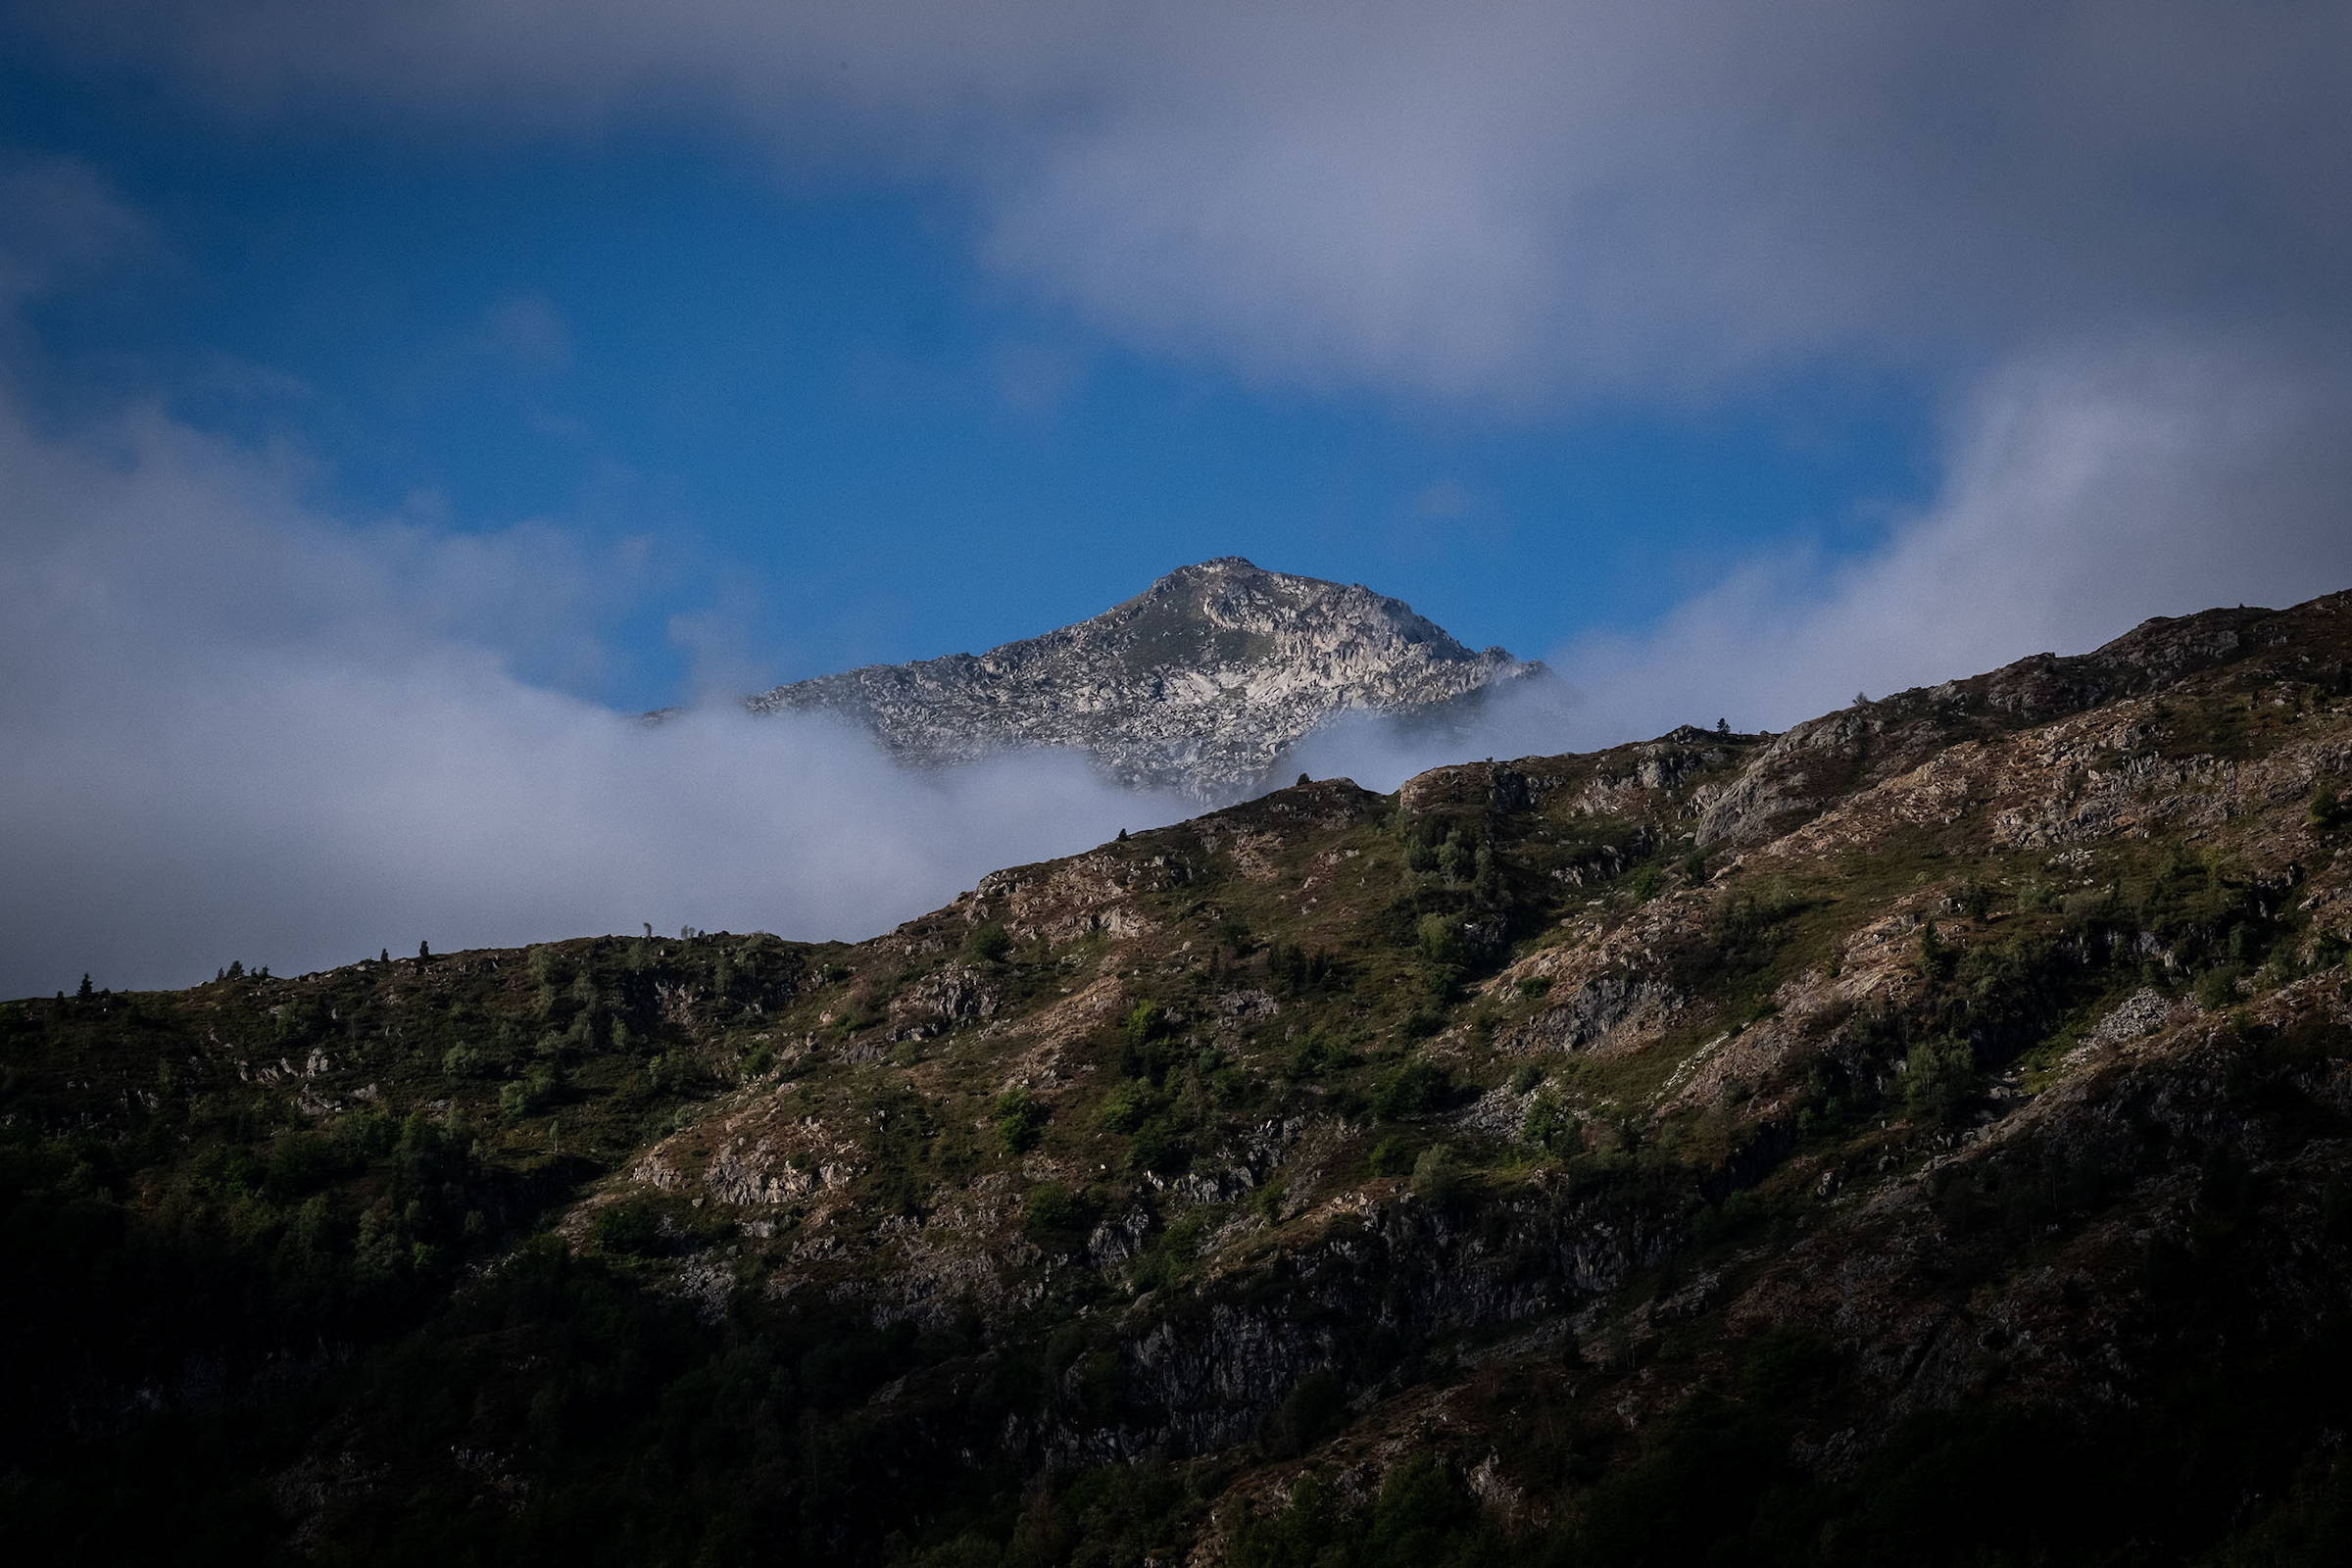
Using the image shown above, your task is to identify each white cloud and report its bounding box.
[1548,336,2352,742]
[20,2,2352,400]
[6,9,2352,995]
[0,383,1188,997]
[1271,663,1584,795]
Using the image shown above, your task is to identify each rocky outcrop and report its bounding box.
[741,558,1544,797]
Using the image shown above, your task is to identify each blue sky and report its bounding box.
[5,1,2350,991]
[2,45,1940,712]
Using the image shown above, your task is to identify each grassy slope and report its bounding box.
[7,594,2352,1563]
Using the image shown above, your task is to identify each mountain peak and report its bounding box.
[1161,554,1261,576]
[744,562,1541,796]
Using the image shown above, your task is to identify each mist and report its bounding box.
[1546,337,2352,740]
[8,7,2352,992]
[11,326,2350,1000]
[1275,672,1584,795]
[0,383,1191,999]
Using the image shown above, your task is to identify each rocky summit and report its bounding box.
[12,589,2352,1564]
[742,557,1542,796]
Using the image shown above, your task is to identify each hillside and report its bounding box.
[740,557,1541,796]
[9,591,2352,1564]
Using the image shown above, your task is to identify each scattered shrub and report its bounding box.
[499,1064,561,1120]
[1372,1058,1451,1120]
[1267,942,1335,992]
[1416,912,1472,968]
[1021,1181,1095,1247]
[1284,1032,1345,1081]
[1902,1038,1977,1125]
[1126,1118,1190,1176]
[994,1087,1049,1154]
[1522,1089,1579,1158]
[1947,879,1997,919]
[1919,919,1954,980]
[1409,1144,1463,1203]
[592,1196,666,1255]
[2196,963,2248,1010]
[1123,1001,1164,1042]
[1097,1079,1163,1135]
[1259,1370,1347,1459]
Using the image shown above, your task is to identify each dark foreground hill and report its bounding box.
[9,592,2352,1564]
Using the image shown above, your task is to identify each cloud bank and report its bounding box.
[6,8,2352,990]
[23,4,2347,638]
[13,330,2342,1001]
[0,377,1189,997]
[1551,337,2352,738]
[21,0,2352,399]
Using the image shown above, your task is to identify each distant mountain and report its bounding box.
[741,557,1544,796]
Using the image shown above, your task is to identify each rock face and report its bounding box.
[742,557,1540,796]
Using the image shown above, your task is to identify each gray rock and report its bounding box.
[737,558,1543,798]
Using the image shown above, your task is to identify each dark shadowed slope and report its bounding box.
[10,590,2352,1564]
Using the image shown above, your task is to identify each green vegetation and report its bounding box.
[994,1086,1050,1153]
[1900,1036,1978,1124]
[1371,1056,1451,1119]
[11,598,2352,1562]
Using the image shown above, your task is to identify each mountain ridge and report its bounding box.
[738,556,1544,796]
[11,586,2352,1563]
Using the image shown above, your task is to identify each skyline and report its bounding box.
[0,56,1938,715]
[4,2,2350,993]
